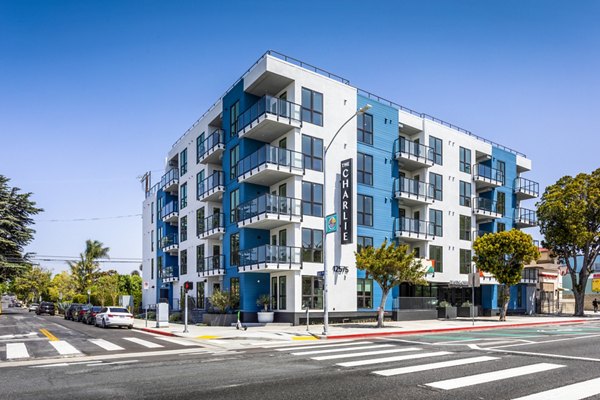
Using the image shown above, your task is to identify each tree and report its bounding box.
[355,240,427,328]
[94,273,119,306]
[68,240,109,293]
[473,230,540,321]
[0,175,43,283]
[12,265,52,303]
[537,169,600,316]
[48,271,77,302]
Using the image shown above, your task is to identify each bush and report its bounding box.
[461,301,472,307]
[169,312,181,323]
[208,290,238,314]
[438,300,452,308]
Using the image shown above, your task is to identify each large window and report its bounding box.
[230,145,239,179]
[151,230,154,252]
[302,228,323,263]
[497,191,506,216]
[196,244,204,272]
[459,249,472,274]
[302,276,323,309]
[429,208,443,237]
[197,281,205,309]
[429,136,443,165]
[459,215,471,241]
[429,245,443,273]
[357,112,373,145]
[196,132,205,164]
[357,278,373,309]
[429,172,443,200]
[196,207,205,236]
[180,216,187,242]
[271,276,287,310]
[302,134,323,171]
[230,189,239,223]
[459,147,471,173]
[151,258,154,279]
[230,277,240,309]
[357,195,373,226]
[302,182,323,217]
[357,236,373,253]
[459,181,471,207]
[180,250,187,275]
[230,233,239,266]
[180,183,187,209]
[497,160,506,185]
[180,148,188,176]
[497,222,506,232]
[230,101,239,138]
[357,153,373,185]
[301,87,323,126]
[196,170,204,199]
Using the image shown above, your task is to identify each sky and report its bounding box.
[1,0,599,275]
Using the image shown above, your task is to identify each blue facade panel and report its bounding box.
[491,147,517,231]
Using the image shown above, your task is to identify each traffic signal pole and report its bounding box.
[183,288,189,333]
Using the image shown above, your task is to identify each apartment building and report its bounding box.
[141,51,539,324]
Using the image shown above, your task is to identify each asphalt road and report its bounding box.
[3,309,600,400]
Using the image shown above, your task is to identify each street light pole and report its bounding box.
[322,104,372,336]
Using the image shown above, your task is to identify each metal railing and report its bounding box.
[198,213,225,235]
[515,207,537,225]
[145,183,160,198]
[514,177,539,197]
[159,233,178,250]
[236,145,304,177]
[395,217,435,236]
[197,171,224,199]
[394,177,434,199]
[197,255,224,274]
[160,266,178,279]
[159,201,178,219]
[392,297,437,310]
[198,129,224,161]
[239,245,302,267]
[236,95,302,133]
[237,194,302,221]
[160,169,179,189]
[394,137,434,162]
[474,164,504,184]
[474,197,499,214]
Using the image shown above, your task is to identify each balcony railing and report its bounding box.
[160,201,178,220]
[236,145,304,177]
[198,129,224,163]
[159,169,179,192]
[160,233,178,250]
[239,245,302,267]
[514,177,539,199]
[198,213,225,236]
[522,268,539,283]
[473,164,504,185]
[197,255,225,275]
[394,177,434,200]
[237,194,302,222]
[474,197,500,214]
[395,217,435,236]
[197,171,224,199]
[236,95,302,134]
[394,137,435,163]
[160,266,178,280]
[515,207,537,226]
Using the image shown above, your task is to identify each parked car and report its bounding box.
[28,303,39,312]
[76,305,90,322]
[64,303,82,320]
[36,301,55,315]
[95,307,134,329]
[83,306,102,325]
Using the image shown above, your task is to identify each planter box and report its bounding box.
[257,311,274,323]
[202,313,237,326]
[457,305,480,317]
[437,306,457,319]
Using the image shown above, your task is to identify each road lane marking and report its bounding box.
[426,363,565,390]
[485,333,600,349]
[122,337,164,348]
[291,344,390,355]
[312,347,420,361]
[50,340,81,355]
[152,336,200,347]
[6,343,30,359]
[337,351,453,367]
[89,339,125,351]
[276,341,372,351]
[373,356,499,376]
[511,376,600,399]
[469,344,600,362]
[39,329,59,342]
[0,332,38,340]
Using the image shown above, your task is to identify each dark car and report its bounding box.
[76,305,90,322]
[36,301,55,315]
[65,303,82,320]
[83,306,102,324]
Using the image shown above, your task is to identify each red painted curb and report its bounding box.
[325,319,588,340]
[135,327,177,337]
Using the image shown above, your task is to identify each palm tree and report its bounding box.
[68,240,109,293]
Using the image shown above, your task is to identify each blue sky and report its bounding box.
[1,1,598,275]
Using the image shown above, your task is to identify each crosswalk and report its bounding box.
[269,340,600,399]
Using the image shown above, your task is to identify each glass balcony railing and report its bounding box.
[236,145,304,177]
[160,169,179,189]
[394,177,434,199]
[236,194,302,221]
[236,95,302,134]
[395,217,435,236]
[159,233,178,250]
[198,213,225,235]
[515,207,537,225]
[197,171,224,199]
[197,255,225,274]
[159,201,178,220]
[474,164,504,184]
[514,177,539,197]
[239,245,302,267]
[198,129,224,161]
[160,266,178,279]
[394,137,434,162]
[474,197,500,214]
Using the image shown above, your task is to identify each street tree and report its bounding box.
[537,169,600,316]
[68,240,109,293]
[355,240,427,328]
[48,271,77,302]
[13,265,52,303]
[0,175,43,283]
[473,229,540,321]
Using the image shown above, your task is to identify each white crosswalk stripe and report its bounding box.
[6,343,30,360]
[50,340,81,356]
[511,376,600,400]
[122,337,164,349]
[291,344,393,356]
[152,336,200,347]
[275,341,372,351]
[337,350,453,367]
[426,363,565,390]
[312,347,420,361]
[88,339,125,351]
[372,355,499,376]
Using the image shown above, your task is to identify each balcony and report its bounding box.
[160,233,179,255]
[521,267,539,284]
[514,207,537,228]
[394,177,435,206]
[160,169,179,194]
[160,266,179,283]
[473,197,503,221]
[198,129,225,165]
[237,145,304,186]
[394,217,436,242]
[236,95,302,142]
[514,177,539,200]
[394,137,434,171]
[197,255,225,278]
[197,171,225,202]
[236,194,302,229]
[473,164,504,189]
[160,201,179,224]
[197,213,225,240]
[237,245,302,273]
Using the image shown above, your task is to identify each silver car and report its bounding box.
[95,307,134,329]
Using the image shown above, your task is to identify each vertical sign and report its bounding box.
[340,159,353,244]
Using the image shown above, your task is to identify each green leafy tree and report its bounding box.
[48,271,77,302]
[537,169,600,316]
[13,265,52,303]
[0,175,43,283]
[208,290,238,314]
[355,240,427,328]
[94,273,119,306]
[473,230,540,321]
[68,240,109,294]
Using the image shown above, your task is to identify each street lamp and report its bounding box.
[87,289,91,305]
[322,103,372,336]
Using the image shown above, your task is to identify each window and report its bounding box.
[196,244,204,272]
[357,153,373,186]
[180,216,187,242]
[157,197,164,216]
[357,113,373,144]
[357,236,373,253]
[459,147,471,173]
[151,230,154,251]
[230,189,239,223]
[180,148,188,176]
[229,277,240,309]
[180,183,187,209]
[459,215,471,241]
[302,228,323,263]
[230,233,239,266]
[497,222,506,232]
[302,182,323,217]
[429,172,442,200]
[497,191,506,216]
[429,136,443,165]
[157,255,163,275]
[429,245,443,273]
[230,101,239,138]
[180,250,187,275]
[459,249,472,274]
[230,145,239,179]
[429,208,443,237]
[196,207,205,236]
[497,160,506,185]
[357,195,373,226]
[151,202,154,221]
[197,282,205,309]
[151,258,154,279]
[302,134,323,171]
[196,133,205,163]
[459,181,471,207]
[301,87,323,126]
[357,278,373,308]
[279,276,287,310]
[271,277,278,310]
[302,276,323,309]
[196,170,204,199]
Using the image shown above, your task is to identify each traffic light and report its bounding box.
[184,281,193,292]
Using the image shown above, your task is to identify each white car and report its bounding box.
[94,307,134,329]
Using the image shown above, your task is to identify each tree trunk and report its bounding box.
[574,290,586,317]
[377,289,389,328]
[499,284,510,322]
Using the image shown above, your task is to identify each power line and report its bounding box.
[37,214,142,222]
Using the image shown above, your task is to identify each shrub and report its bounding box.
[169,312,182,323]
[438,300,452,308]
[209,290,238,314]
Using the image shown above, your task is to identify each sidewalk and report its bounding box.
[133,314,598,342]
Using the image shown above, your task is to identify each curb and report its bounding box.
[134,326,177,337]
[323,319,588,340]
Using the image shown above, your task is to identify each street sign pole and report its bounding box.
[183,290,189,333]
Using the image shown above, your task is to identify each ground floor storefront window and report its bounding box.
[302,276,323,309]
